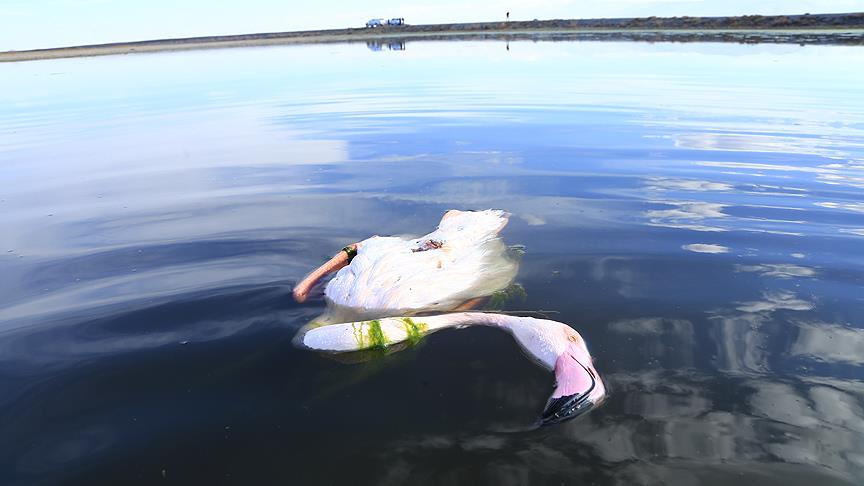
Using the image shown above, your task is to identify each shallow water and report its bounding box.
[2,40,864,485]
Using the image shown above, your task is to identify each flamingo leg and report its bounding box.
[452,297,485,311]
[293,243,358,303]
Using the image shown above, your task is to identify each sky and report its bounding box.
[1,0,863,51]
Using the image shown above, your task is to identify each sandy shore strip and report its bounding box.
[3,13,864,62]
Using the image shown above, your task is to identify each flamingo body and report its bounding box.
[293,210,607,426]
[324,210,518,315]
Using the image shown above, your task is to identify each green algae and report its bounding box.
[366,319,389,349]
[351,320,384,348]
[488,283,527,310]
[349,318,426,350]
[401,317,428,346]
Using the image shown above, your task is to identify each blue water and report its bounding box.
[1,40,864,485]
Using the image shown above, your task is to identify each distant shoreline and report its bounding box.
[3,12,863,62]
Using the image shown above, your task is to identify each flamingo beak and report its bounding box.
[540,380,596,425]
[540,344,603,426]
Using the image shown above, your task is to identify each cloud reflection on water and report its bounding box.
[677,132,863,161]
[735,263,817,278]
[816,201,864,213]
[361,365,864,484]
[733,291,814,313]
[646,201,728,232]
[682,243,729,253]
[587,291,864,482]
[792,322,864,365]
[645,177,733,193]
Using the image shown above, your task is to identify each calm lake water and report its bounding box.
[2,40,864,485]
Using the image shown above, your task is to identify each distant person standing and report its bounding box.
[506,11,510,21]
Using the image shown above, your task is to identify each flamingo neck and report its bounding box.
[422,312,522,331]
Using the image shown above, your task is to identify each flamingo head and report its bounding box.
[540,339,606,426]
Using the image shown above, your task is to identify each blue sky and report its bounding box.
[2,0,863,51]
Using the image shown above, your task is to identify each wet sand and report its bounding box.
[3,13,864,62]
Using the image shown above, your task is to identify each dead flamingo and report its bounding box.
[292,210,606,425]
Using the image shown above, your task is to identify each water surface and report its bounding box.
[2,40,864,485]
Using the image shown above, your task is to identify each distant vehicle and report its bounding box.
[366,18,384,28]
[387,18,405,26]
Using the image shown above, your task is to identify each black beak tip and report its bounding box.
[540,393,596,426]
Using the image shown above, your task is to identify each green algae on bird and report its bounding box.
[341,320,390,360]
[349,318,430,349]
[401,317,428,346]
[351,319,390,350]
[366,319,389,349]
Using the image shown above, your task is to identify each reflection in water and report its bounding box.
[735,263,817,278]
[682,243,729,253]
[1,40,864,484]
[676,132,862,160]
[645,177,733,193]
[733,291,814,313]
[816,201,864,213]
[696,161,864,191]
[597,296,864,482]
[646,201,728,232]
[792,322,864,365]
[367,40,407,52]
